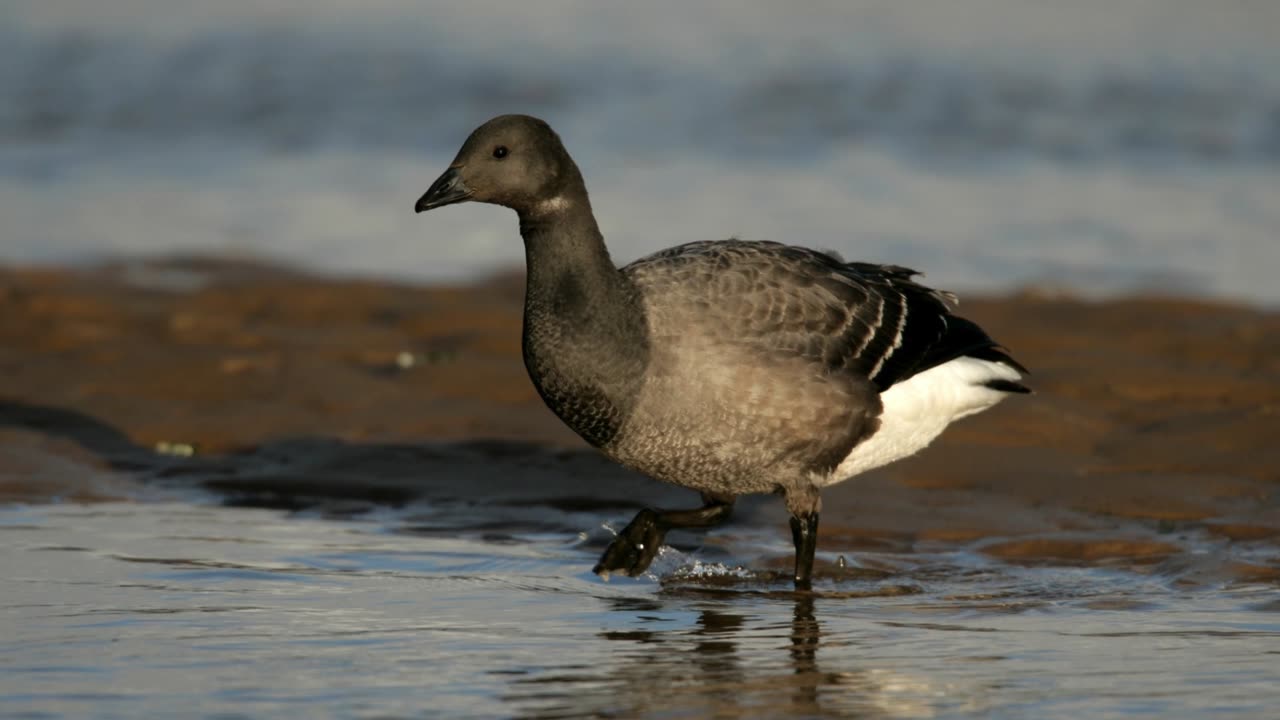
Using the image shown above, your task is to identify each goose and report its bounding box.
[415,114,1028,589]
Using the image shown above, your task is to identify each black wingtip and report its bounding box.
[983,379,1033,394]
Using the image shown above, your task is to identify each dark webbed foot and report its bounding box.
[593,495,734,579]
[594,508,666,578]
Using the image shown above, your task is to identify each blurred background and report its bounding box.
[2,0,1278,304]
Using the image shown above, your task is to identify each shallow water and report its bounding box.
[3,2,1280,303]
[4,498,1277,719]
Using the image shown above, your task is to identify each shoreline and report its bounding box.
[2,259,1277,578]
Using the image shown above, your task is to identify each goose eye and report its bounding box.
[493,146,509,159]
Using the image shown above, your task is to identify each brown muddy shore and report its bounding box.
[2,259,1278,582]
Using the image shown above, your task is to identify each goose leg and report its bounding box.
[790,512,819,590]
[785,484,822,590]
[594,494,734,578]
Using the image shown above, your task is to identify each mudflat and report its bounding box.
[2,259,1278,581]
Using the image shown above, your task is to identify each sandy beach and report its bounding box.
[3,259,1276,582]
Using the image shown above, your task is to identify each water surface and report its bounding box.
[2,1,1280,303]
[4,498,1277,719]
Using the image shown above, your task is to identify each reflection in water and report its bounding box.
[4,503,1279,719]
[789,595,820,713]
[688,605,747,709]
[550,593,882,719]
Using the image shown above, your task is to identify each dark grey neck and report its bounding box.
[517,187,649,448]
[518,183,639,335]
[519,200,614,299]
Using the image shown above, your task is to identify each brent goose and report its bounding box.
[415,114,1029,589]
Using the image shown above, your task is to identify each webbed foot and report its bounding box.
[593,508,666,578]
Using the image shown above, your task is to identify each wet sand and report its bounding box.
[2,259,1278,582]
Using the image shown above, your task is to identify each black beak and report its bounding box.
[415,166,472,213]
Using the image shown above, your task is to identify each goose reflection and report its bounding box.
[503,579,983,718]
[790,594,822,711]
[505,592,866,718]
[591,592,839,717]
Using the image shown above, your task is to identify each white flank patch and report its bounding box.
[823,357,1022,485]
